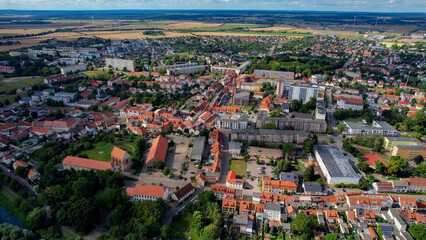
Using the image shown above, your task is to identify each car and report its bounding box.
[331,189,335,192]
[184,178,187,181]
[191,172,195,174]
[342,189,346,192]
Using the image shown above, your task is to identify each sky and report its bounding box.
[0,0,425,12]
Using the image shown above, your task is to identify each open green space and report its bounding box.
[0,188,17,202]
[122,21,175,25]
[83,70,108,78]
[80,141,135,162]
[225,31,313,36]
[170,211,199,240]
[0,76,44,92]
[229,160,247,177]
[61,230,77,240]
[192,23,263,31]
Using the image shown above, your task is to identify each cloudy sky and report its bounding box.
[0,0,425,12]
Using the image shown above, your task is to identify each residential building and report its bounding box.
[226,171,244,189]
[316,100,326,120]
[233,91,251,106]
[392,145,426,159]
[401,178,426,193]
[110,146,132,171]
[62,156,112,171]
[256,116,327,133]
[346,195,393,212]
[314,145,360,185]
[344,121,399,136]
[60,64,87,74]
[264,202,282,221]
[276,79,285,96]
[288,85,319,103]
[222,197,237,214]
[302,182,327,196]
[171,183,194,203]
[253,69,295,80]
[106,58,136,72]
[216,113,248,129]
[228,141,242,156]
[126,184,168,201]
[210,185,235,200]
[262,176,297,194]
[231,129,307,144]
[383,137,420,150]
[336,96,364,110]
[145,135,168,169]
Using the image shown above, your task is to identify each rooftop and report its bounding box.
[314,145,359,179]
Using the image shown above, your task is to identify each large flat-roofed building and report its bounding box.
[191,136,205,161]
[60,64,87,74]
[256,116,327,133]
[288,85,318,103]
[106,58,136,72]
[392,145,426,159]
[231,129,307,144]
[383,137,420,150]
[344,121,399,136]
[216,113,249,129]
[314,145,360,185]
[167,65,205,75]
[254,69,294,80]
[233,91,251,106]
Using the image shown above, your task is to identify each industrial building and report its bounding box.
[191,136,206,161]
[314,145,360,185]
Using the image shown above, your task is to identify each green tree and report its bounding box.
[15,166,26,177]
[357,160,370,173]
[26,207,46,230]
[323,233,338,240]
[154,160,165,169]
[408,223,426,240]
[201,224,220,240]
[161,225,172,240]
[291,213,319,238]
[163,167,170,176]
[282,143,294,154]
[374,161,387,173]
[303,165,315,182]
[168,147,174,153]
[263,123,277,129]
[337,123,346,133]
[303,138,314,153]
[67,198,97,234]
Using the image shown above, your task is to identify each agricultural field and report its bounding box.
[79,141,136,162]
[0,76,44,92]
[190,23,263,31]
[122,21,176,25]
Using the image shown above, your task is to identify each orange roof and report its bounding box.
[28,169,38,178]
[127,184,166,198]
[402,177,426,187]
[226,170,244,185]
[367,227,378,239]
[111,146,128,161]
[347,210,356,219]
[263,176,297,191]
[13,160,28,168]
[326,210,339,219]
[222,197,237,209]
[63,156,112,171]
[146,135,168,164]
[259,96,272,109]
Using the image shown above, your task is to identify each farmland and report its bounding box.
[0,76,44,92]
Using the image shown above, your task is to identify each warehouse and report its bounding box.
[314,145,360,185]
[191,136,206,161]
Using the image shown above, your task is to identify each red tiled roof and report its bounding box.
[127,184,166,198]
[62,156,112,171]
[146,135,168,164]
[111,146,127,161]
[172,183,194,200]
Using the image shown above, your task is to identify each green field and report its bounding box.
[170,212,199,240]
[229,160,247,177]
[83,70,108,78]
[191,23,262,31]
[80,141,135,162]
[0,76,44,92]
[122,21,175,25]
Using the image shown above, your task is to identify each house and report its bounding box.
[262,176,298,194]
[110,146,132,171]
[27,169,41,182]
[13,160,29,170]
[2,154,15,164]
[232,214,249,234]
[210,185,235,200]
[222,197,237,215]
[62,156,112,171]
[195,173,206,187]
[228,141,242,156]
[145,135,168,169]
[302,182,327,196]
[336,96,364,110]
[171,183,194,203]
[401,178,426,193]
[126,184,168,201]
[226,170,244,189]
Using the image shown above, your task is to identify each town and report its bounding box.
[0,11,425,240]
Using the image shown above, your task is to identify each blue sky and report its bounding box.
[0,0,425,12]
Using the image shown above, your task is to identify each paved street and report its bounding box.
[218,129,231,184]
[0,164,38,196]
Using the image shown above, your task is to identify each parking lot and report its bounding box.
[244,159,276,192]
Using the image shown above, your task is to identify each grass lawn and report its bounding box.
[378,152,391,161]
[83,70,108,78]
[80,141,135,162]
[0,188,17,202]
[229,160,247,177]
[229,103,252,112]
[0,76,44,92]
[61,230,77,240]
[358,147,371,154]
[170,211,199,240]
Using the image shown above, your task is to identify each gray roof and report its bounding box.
[233,214,248,225]
[280,173,296,181]
[191,137,205,157]
[314,145,359,179]
[395,144,426,150]
[228,141,241,151]
[385,137,420,143]
[234,91,251,100]
[265,202,281,212]
[303,182,323,192]
[257,116,325,124]
[232,129,308,136]
[253,192,261,199]
[345,120,397,132]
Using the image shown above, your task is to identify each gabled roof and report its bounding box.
[127,184,166,198]
[111,146,129,161]
[146,135,168,164]
[63,156,112,171]
[172,183,194,200]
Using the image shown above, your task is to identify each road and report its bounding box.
[267,44,277,56]
[218,129,231,184]
[342,48,359,69]
[161,187,203,226]
[0,164,38,196]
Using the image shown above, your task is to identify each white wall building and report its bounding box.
[127,184,168,201]
[106,58,136,72]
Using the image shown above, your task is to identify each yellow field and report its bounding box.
[0,28,57,36]
[161,21,221,30]
[83,31,192,40]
